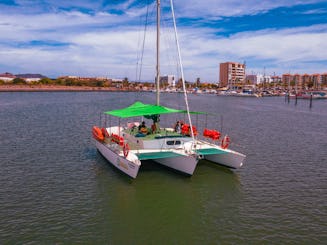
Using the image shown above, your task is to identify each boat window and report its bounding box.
[166,140,181,145]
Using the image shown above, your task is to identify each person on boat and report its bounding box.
[152,114,160,133]
[138,121,148,135]
[174,120,181,133]
[151,123,157,133]
[180,121,184,132]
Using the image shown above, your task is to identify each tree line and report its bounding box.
[0,77,113,87]
[0,76,220,89]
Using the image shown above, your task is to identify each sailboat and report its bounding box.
[92,0,246,178]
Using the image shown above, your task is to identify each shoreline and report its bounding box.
[0,85,137,92]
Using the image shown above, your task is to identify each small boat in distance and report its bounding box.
[300,91,327,99]
[293,91,327,99]
[217,89,261,97]
[92,0,246,178]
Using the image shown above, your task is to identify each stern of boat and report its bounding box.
[95,139,141,178]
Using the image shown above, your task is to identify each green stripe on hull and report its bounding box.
[195,148,226,155]
[136,151,184,160]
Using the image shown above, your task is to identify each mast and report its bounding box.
[156,0,160,105]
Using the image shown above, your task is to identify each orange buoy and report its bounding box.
[92,126,104,141]
[203,128,212,137]
[221,135,230,149]
[111,133,124,146]
[211,130,221,140]
[181,124,189,135]
[191,126,198,136]
[182,124,197,136]
[123,143,130,157]
[203,129,220,140]
[101,128,110,138]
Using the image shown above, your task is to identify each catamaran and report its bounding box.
[92,0,246,178]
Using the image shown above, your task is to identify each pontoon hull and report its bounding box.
[94,126,246,178]
[154,154,198,175]
[95,140,141,178]
[204,149,245,169]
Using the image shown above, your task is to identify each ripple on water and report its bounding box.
[0,93,326,243]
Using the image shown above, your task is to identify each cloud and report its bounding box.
[176,24,327,79]
[173,0,324,18]
[0,0,326,81]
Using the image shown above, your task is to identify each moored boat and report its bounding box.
[289,91,327,99]
[92,0,246,178]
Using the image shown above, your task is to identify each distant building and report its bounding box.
[219,62,246,88]
[321,73,327,86]
[281,73,326,90]
[257,74,272,84]
[160,75,175,87]
[282,74,292,88]
[0,72,48,82]
[246,72,327,89]
[292,74,302,89]
[271,75,282,84]
[0,72,16,82]
[245,74,257,84]
[302,74,311,87]
[59,75,108,81]
[15,74,47,82]
[311,74,321,89]
[245,74,272,85]
[111,78,123,82]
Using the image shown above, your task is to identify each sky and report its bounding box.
[0,0,326,82]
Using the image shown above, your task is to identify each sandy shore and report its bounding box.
[0,85,136,92]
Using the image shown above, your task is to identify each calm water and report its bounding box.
[0,92,326,244]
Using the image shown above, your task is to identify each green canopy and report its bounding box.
[104,101,205,118]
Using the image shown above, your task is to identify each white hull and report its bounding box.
[203,148,245,168]
[95,140,141,178]
[95,140,199,177]
[94,126,245,178]
[194,140,245,169]
[153,153,198,175]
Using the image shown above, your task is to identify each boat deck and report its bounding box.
[123,127,185,140]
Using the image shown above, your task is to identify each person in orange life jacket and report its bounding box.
[138,121,148,135]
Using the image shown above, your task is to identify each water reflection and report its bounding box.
[92,156,242,243]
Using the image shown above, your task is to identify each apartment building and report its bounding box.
[219,62,246,88]
[282,73,324,89]
[271,75,282,84]
[311,74,321,89]
[321,73,327,86]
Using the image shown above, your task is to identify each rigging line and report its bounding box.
[170,0,195,142]
[135,5,144,99]
[159,3,181,108]
[160,7,180,78]
[135,12,141,83]
[138,0,151,84]
[161,13,175,71]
